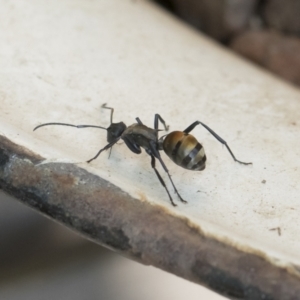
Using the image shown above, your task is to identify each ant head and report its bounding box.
[107,122,127,143]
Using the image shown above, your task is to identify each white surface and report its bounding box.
[0,0,300,274]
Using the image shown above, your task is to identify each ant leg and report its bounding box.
[33,123,106,131]
[149,141,187,203]
[154,114,169,139]
[101,103,115,124]
[150,155,176,206]
[154,114,169,131]
[87,137,120,163]
[108,147,113,159]
[183,121,252,165]
[136,117,143,125]
[135,114,169,139]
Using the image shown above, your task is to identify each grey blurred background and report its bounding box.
[154,0,300,88]
[0,192,226,300]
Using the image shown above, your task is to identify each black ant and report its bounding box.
[34,104,251,206]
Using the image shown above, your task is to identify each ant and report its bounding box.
[34,104,251,206]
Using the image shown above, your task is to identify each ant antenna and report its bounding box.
[34,103,116,132]
[33,122,107,131]
[101,103,114,125]
[33,104,124,161]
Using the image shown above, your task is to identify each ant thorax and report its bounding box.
[123,123,157,152]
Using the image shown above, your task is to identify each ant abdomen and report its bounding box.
[162,131,206,171]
